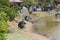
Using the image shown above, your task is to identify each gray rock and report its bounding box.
[21,7,29,14]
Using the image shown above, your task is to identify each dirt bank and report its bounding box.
[8,12,53,40]
[8,21,52,40]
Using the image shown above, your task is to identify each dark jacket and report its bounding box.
[18,21,26,29]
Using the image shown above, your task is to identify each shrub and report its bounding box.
[0,12,8,40]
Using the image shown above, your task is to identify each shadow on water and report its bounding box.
[34,16,60,40]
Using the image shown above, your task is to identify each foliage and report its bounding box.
[0,12,9,21]
[0,12,8,40]
[0,0,11,7]
[22,0,38,6]
[0,0,19,40]
[0,5,19,21]
[38,0,57,5]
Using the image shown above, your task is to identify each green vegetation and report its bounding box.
[0,0,19,21]
[0,0,19,40]
[22,0,58,7]
[0,12,8,40]
[22,0,38,6]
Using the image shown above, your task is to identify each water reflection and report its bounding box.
[34,16,60,40]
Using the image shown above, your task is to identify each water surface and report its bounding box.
[34,16,60,40]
